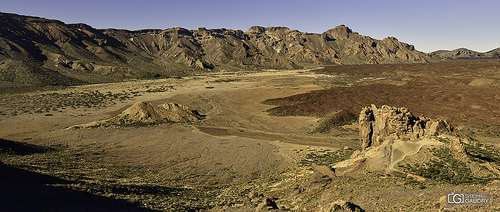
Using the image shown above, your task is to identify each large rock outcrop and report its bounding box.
[359,104,453,150]
[69,102,203,129]
[333,104,463,175]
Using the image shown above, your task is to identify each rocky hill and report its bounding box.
[358,104,454,150]
[69,102,203,129]
[430,47,500,60]
[335,105,500,185]
[0,12,430,88]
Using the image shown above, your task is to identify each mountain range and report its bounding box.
[429,47,500,59]
[0,12,497,88]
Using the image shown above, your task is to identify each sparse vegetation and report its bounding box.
[298,148,355,167]
[465,142,500,165]
[145,85,174,93]
[401,146,498,185]
[2,58,500,211]
[1,143,217,211]
[460,125,500,138]
[0,90,133,116]
[0,138,54,158]
[210,78,241,83]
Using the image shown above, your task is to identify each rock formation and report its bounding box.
[327,200,364,212]
[69,102,203,129]
[255,197,279,211]
[333,104,465,176]
[305,163,337,188]
[359,104,453,150]
[0,12,429,88]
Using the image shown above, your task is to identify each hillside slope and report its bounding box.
[430,47,500,60]
[0,12,429,88]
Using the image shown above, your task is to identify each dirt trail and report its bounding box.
[0,68,351,192]
[388,139,442,171]
[3,64,500,211]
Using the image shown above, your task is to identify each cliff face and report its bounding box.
[0,12,429,87]
[358,104,454,150]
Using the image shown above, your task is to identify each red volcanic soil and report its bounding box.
[263,60,500,128]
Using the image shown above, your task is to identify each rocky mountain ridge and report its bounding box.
[0,12,429,88]
[430,47,500,60]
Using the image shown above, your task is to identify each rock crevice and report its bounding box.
[359,104,454,150]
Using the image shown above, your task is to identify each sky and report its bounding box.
[2,0,499,53]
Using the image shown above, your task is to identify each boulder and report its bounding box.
[306,163,336,187]
[327,200,364,212]
[312,163,336,178]
[255,197,279,211]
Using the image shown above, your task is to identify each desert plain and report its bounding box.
[1,59,500,211]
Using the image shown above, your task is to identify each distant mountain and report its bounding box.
[0,12,429,88]
[486,48,500,58]
[429,47,500,60]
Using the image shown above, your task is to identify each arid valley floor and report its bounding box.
[1,60,500,211]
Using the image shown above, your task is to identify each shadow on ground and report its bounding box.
[0,138,153,212]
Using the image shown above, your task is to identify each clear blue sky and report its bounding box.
[2,0,499,53]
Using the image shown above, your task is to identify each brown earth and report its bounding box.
[264,60,500,131]
[1,61,500,211]
[0,69,344,211]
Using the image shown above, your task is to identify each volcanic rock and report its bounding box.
[312,163,336,178]
[69,102,203,129]
[333,105,466,176]
[255,197,279,211]
[306,163,336,187]
[359,104,453,150]
[327,200,364,212]
[0,12,430,88]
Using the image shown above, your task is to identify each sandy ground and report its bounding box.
[0,69,356,210]
[266,60,500,130]
[2,62,499,211]
[0,68,349,146]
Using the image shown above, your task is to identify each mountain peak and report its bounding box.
[324,25,354,39]
[0,12,431,88]
[334,24,352,32]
